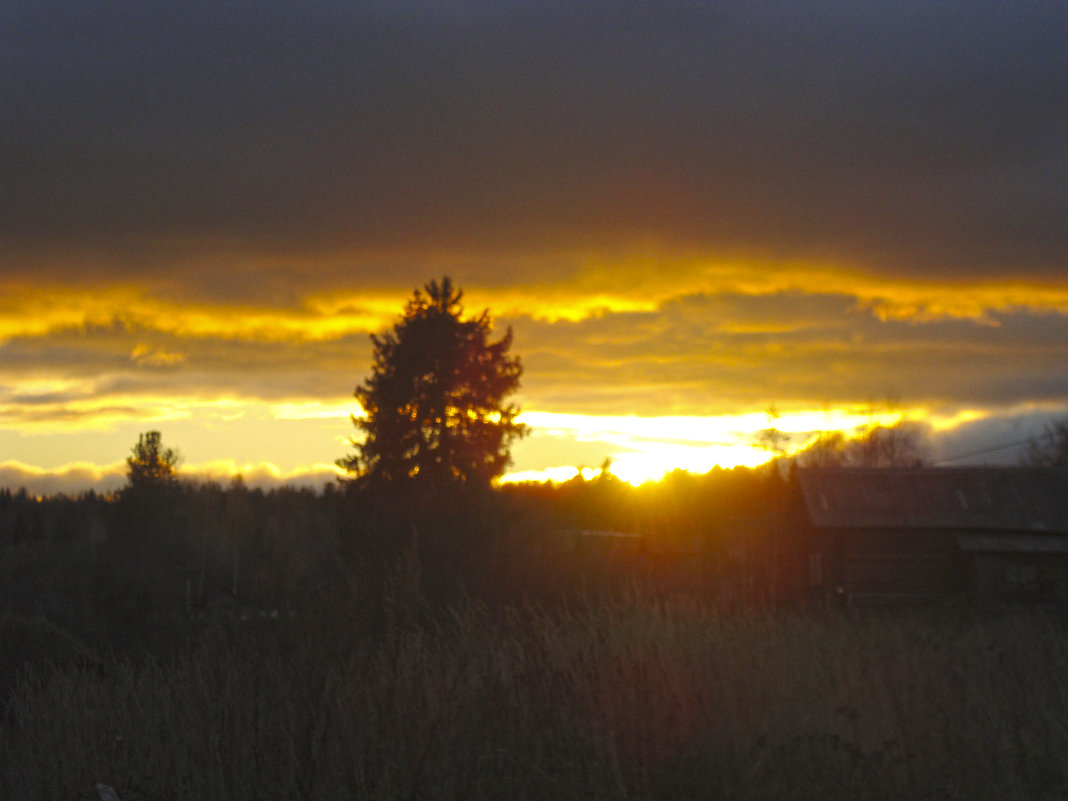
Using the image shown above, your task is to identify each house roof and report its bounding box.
[955,533,1068,553]
[797,467,1068,534]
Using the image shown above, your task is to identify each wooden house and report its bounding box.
[794,467,1068,606]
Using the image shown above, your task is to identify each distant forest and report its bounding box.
[0,456,795,656]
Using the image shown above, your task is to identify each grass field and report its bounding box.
[3,597,1067,800]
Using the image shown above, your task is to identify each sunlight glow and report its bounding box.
[188,460,346,485]
[270,401,361,421]
[0,394,194,433]
[506,406,939,485]
[0,459,124,481]
[609,442,769,485]
[516,408,896,447]
[924,408,995,432]
[500,466,602,484]
[0,459,127,496]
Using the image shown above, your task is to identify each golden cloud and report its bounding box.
[131,344,186,367]
[2,255,1066,355]
[0,258,1065,442]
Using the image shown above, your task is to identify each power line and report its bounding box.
[933,438,1033,465]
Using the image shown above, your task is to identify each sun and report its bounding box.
[602,442,770,485]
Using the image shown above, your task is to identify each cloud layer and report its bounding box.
[4,1,1066,281]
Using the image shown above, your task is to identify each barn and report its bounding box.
[794,467,1068,606]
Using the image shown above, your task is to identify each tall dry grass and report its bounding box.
[3,598,1067,800]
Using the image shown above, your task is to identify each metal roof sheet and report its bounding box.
[797,467,1068,533]
[955,533,1068,553]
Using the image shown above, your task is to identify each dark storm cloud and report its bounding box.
[3,0,1065,287]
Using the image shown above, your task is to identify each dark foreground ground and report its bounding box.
[3,598,1067,801]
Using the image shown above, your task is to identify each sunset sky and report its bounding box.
[2,1,1066,493]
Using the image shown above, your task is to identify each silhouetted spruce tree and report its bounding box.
[106,431,189,647]
[125,431,181,494]
[339,278,528,490]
